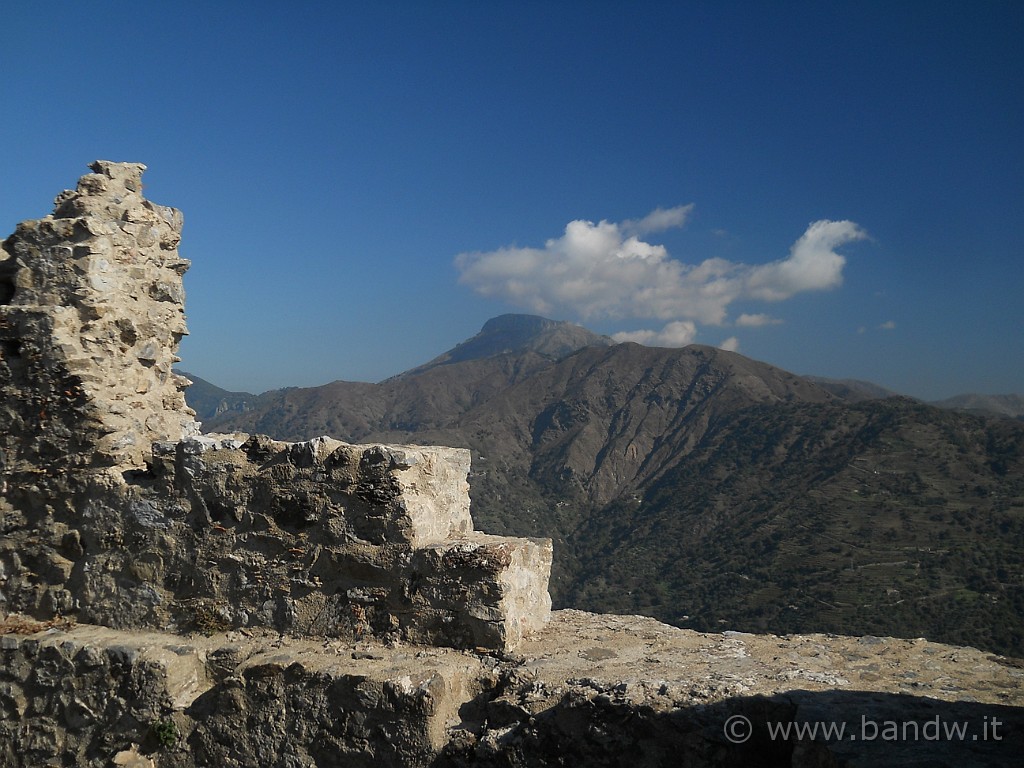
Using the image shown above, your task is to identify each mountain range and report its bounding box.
[184,314,1024,656]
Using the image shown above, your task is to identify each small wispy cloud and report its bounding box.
[879,320,896,330]
[622,204,695,236]
[612,320,697,347]
[719,336,741,352]
[455,207,866,348]
[736,313,784,327]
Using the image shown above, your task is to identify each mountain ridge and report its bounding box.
[205,331,840,504]
[191,315,1024,656]
[930,392,1024,419]
[184,314,1022,422]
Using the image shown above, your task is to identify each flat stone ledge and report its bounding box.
[513,610,1024,707]
[2,614,1023,767]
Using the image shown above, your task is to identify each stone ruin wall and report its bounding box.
[0,161,197,471]
[1,164,1022,768]
[0,161,552,652]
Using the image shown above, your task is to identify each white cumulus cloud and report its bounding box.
[743,220,866,301]
[455,208,866,345]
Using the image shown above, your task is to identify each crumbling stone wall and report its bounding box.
[0,162,551,652]
[141,433,551,648]
[0,161,197,470]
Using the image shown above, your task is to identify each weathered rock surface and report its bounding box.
[1,611,1022,767]
[0,160,198,470]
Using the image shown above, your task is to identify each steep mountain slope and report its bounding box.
[198,316,1024,655]
[208,337,837,510]
[803,376,901,402]
[569,397,1024,654]
[461,342,835,504]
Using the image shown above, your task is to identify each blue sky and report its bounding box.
[3,1,1022,400]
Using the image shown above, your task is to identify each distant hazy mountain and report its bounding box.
[192,315,1024,656]
[803,376,901,402]
[176,370,256,422]
[804,377,1024,422]
[930,393,1024,419]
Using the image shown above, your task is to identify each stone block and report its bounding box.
[349,441,473,546]
[410,534,553,650]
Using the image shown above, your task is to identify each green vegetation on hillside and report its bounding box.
[565,399,1024,656]
[196,319,1024,657]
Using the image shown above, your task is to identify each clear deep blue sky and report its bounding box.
[3,1,1022,399]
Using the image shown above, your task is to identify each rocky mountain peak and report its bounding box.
[407,313,614,376]
[478,313,566,339]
